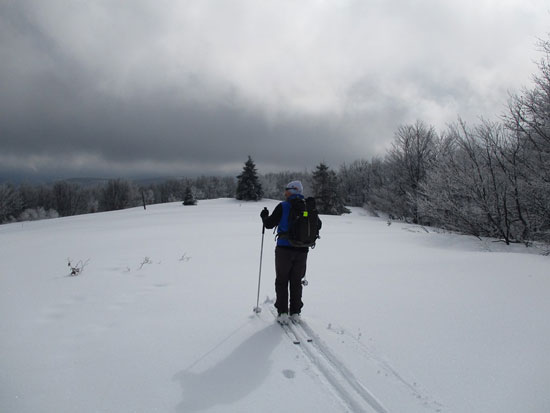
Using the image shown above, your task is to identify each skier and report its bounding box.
[260,180,322,324]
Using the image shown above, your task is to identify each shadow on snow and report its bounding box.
[173,323,282,412]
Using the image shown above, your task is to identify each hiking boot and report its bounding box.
[277,313,290,325]
[290,313,301,323]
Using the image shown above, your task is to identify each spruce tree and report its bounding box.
[236,156,263,201]
[183,186,197,206]
[312,162,349,215]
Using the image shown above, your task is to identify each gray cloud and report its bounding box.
[1,0,548,181]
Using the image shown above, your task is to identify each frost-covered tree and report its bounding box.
[52,181,88,216]
[18,207,59,222]
[261,171,311,200]
[312,163,349,215]
[416,34,550,242]
[418,121,502,238]
[506,36,550,166]
[157,179,185,203]
[236,156,263,201]
[0,184,22,223]
[504,35,550,241]
[338,159,372,207]
[18,183,41,211]
[384,121,437,222]
[100,179,136,211]
[413,35,550,243]
[417,119,538,244]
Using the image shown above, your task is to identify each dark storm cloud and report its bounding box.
[1,0,548,180]
[1,79,357,171]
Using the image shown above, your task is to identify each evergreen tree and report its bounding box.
[312,163,349,215]
[183,186,197,206]
[236,156,263,201]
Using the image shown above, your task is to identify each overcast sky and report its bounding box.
[1,0,549,181]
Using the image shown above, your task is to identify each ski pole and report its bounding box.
[253,221,266,314]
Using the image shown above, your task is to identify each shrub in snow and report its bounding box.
[179,252,191,262]
[67,258,89,276]
[138,257,153,270]
[19,207,59,222]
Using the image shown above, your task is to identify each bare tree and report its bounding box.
[52,181,88,216]
[503,34,550,241]
[100,179,136,211]
[419,119,540,244]
[338,159,372,207]
[384,120,437,222]
[505,37,550,166]
[0,184,22,223]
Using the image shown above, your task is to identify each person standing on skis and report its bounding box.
[260,180,321,324]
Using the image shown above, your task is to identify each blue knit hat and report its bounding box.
[285,180,303,195]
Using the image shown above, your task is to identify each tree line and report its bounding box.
[334,36,550,244]
[1,35,549,244]
[220,35,550,245]
[0,176,236,223]
[236,155,349,215]
[0,157,350,224]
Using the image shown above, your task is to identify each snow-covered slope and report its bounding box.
[1,199,549,412]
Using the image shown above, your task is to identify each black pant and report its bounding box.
[275,246,308,315]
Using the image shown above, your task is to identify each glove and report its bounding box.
[260,208,269,220]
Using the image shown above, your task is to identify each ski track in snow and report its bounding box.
[324,322,444,412]
[267,305,387,413]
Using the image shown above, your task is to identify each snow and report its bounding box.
[1,198,549,412]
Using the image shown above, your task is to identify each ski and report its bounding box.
[288,320,313,343]
[279,320,300,345]
[269,306,301,344]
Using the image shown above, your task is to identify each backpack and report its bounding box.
[285,197,321,248]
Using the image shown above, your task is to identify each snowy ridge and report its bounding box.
[1,199,549,412]
[268,305,388,413]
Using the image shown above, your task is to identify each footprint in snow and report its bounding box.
[282,369,296,379]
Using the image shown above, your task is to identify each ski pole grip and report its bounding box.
[261,207,268,234]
